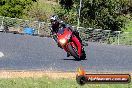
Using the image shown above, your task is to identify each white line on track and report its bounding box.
[0,52,4,57]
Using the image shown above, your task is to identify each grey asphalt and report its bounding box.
[0,32,132,72]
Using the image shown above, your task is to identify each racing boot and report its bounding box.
[67,53,71,57]
[57,42,63,49]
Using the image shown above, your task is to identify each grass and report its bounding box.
[110,33,132,45]
[123,21,132,32]
[116,18,132,45]
[0,76,131,88]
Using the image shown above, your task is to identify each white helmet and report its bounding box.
[50,15,58,21]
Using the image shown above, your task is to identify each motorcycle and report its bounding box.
[57,27,86,61]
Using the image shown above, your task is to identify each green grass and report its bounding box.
[117,18,132,45]
[111,33,132,45]
[124,20,132,32]
[0,77,131,88]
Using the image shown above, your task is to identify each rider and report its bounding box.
[50,15,83,57]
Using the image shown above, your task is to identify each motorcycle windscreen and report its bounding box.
[58,28,72,40]
[58,28,65,34]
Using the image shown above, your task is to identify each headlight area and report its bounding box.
[59,39,67,44]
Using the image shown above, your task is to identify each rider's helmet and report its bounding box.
[50,15,60,33]
[50,15,59,25]
[50,15,58,20]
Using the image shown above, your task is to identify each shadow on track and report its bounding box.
[63,58,75,61]
[62,58,87,61]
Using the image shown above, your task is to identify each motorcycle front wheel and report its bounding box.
[67,44,80,61]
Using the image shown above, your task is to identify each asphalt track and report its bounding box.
[0,32,132,72]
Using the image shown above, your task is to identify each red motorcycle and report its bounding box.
[57,27,86,61]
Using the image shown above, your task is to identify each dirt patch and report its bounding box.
[0,70,131,79]
[0,70,77,79]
